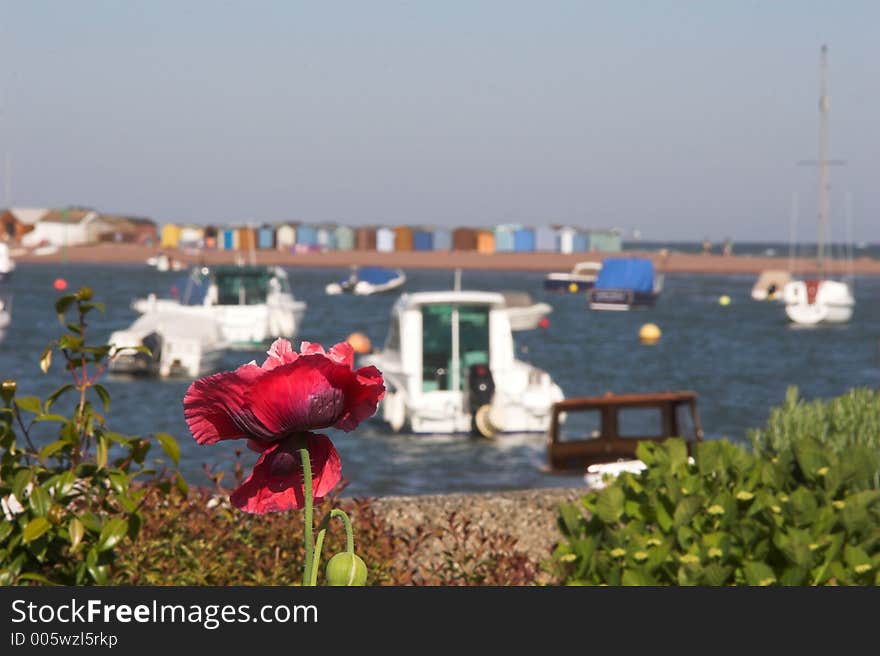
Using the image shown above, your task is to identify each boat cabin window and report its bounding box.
[421,304,490,392]
[215,270,271,305]
[617,407,665,439]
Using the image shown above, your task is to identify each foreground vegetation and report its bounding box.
[553,387,880,585]
[2,289,878,585]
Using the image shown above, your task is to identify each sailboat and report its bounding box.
[782,45,854,325]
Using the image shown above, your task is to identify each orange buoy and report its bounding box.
[53,278,68,291]
[346,332,372,354]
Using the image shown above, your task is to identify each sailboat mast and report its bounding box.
[817,44,830,276]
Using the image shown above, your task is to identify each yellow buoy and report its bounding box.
[719,295,731,306]
[346,332,372,354]
[568,282,579,293]
[639,323,661,345]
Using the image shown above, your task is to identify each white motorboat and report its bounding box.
[783,46,854,326]
[147,253,186,272]
[499,292,552,331]
[360,290,564,436]
[543,261,601,293]
[0,243,15,282]
[326,266,406,296]
[108,308,227,378]
[132,265,307,348]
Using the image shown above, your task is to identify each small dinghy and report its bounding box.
[499,291,552,331]
[326,266,406,296]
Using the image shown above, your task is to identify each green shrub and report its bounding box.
[750,386,880,458]
[0,288,183,585]
[553,434,880,585]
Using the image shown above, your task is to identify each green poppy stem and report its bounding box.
[330,508,355,554]
[300,448,314,587]
[310,529,327,587]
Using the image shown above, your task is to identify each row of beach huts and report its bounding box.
[160,223,623,254]
[1,207,623,254]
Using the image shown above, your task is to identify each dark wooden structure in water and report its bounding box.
[546,391,704,471]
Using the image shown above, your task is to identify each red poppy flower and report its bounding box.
[183,339,384,513]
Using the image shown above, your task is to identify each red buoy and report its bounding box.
[53,278,68,291]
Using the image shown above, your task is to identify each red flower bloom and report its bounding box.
[183,339,384,513]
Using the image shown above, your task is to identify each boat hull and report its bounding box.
[783,279,854,325]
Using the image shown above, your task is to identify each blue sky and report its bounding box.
[1,1,877,241]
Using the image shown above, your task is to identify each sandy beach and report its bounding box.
[11,242,880,275]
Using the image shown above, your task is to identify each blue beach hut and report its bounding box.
[572,231,589,252]
[494,224,517,252]
[433,227,452,251]
[513,227,536,252]
[296,224,318,248]
[257,225,276,250]
[535,226,556,252]
[413,228,434,251]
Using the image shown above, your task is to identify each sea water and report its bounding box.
[1,262,878,497]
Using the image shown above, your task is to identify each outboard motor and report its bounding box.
[467,363,496,437]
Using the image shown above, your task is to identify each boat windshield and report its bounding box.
[214,268,273,305]
[421,304,490,392]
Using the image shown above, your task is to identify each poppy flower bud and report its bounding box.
[1,379,16,404]
[77,287,93,301]
[325,552,367,586]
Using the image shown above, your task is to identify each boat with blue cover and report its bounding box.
[326,266,406,296]
[588,257,663,310]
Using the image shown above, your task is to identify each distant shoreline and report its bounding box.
[12,243,880,276]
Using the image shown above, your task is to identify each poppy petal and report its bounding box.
[230,433,342,513]
[333,365,386,431]
[183,362,263,444]
[326,341,355,367]
[245,355,357,434]
[262,338,299,371]
[299,341,325,356]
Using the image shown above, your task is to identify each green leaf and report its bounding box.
[22,517,52,544]
[97,518,128,552]
[12,469,33,500]
[28,485,51,516]
[14,396,42,415]
[47,384,78,409]
[40,440,67,460]
[743,561,777,586]
[93,385,111,412]
[17,573,58,585]
[96,434,109,469]
[52,471,76,497]
[54,295,77,318]
[595,486,625,524]
[175,473,189,497]
[673,496,702,528]
[33,414,69,424]
[155,432,180,466]
[621,569,653,586]
[0,521,13,543]
[58,334,84,351]
[68,518,85,551]
[78,512,102,534]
